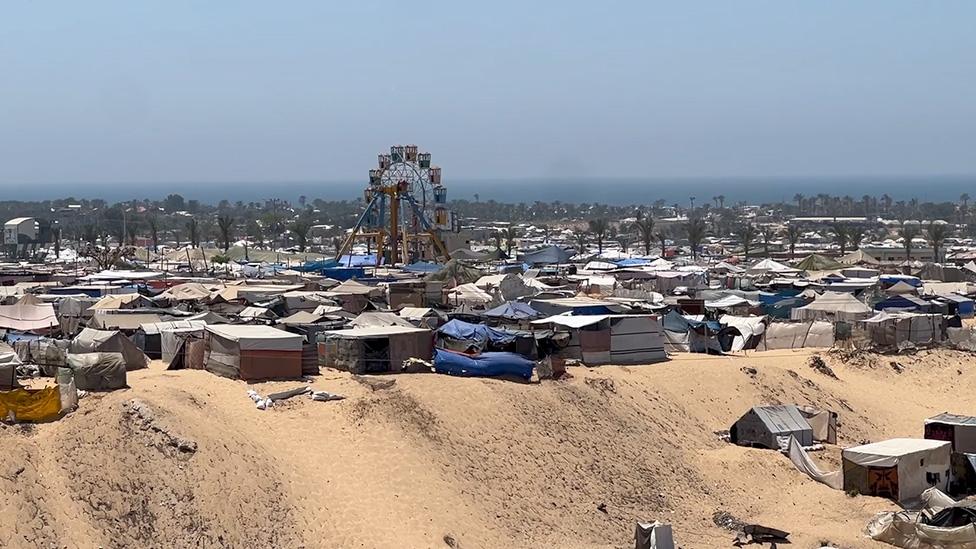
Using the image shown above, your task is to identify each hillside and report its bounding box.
[4,348,975,548]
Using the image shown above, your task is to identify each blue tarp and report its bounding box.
[322,267,366,281]
[615,258,650,267]
[338,254,383,267]
[299,259,339,272]
[433,349,534,379]
[520,245,572,265]
[879,275,923,288]
[403,261,442,274]
[483,301,542,320]
[437,319,517,345]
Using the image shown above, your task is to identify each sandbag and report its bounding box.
[61,352,127,391]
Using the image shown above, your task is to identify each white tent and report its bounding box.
[532,314,667,365]
[746,259,800,275]
[790,291,872,322]
[842,438,950,502]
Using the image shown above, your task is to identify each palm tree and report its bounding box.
[784,224,802,259]
[847,227,865,251]
[289,217,314,252]
[759,226,775,257]
[656,230,669,257]
[186,218,200,248]
[899,224,919,261]
[830,224,850,255]
[735,223,758,258]
[588,218,610,254]
[502,226,519,255]
[52,226,61,260]
[793,193,804,213]
[491,230,503,251]
[616,235,631,254]
[573,230,588,254]
[926,222,950,262]
[685,217,708,260]
[146,213,159,253]
[633,210,655,255]
[217,214,235,252]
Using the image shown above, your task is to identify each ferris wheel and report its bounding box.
[369,145,442,222]
[336,145,456,265]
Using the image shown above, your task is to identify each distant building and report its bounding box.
[4,218,38,246]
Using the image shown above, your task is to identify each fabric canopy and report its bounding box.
[483,301,542,320]
[438,319,517,345]
[0,295,58,332]
[205,325,302,351]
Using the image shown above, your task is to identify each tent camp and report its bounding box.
[790,291,873,322]
[925,413,976,454]
[0,294,58,334]
[70,328,148,370]
[532,314,668,365]
[730,405,813,449]
[842,438,950,502]
[320,325,432,374]
[204,325,303,381]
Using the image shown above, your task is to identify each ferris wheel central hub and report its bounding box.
[335,145,459,266]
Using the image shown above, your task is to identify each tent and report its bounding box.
[795,254,844,272]
[433,349,533,380]
[0,342,21,389]
[437,319,517,350]
[838,249,881,266]
[70,328,148,370]
[277,311,326,326]
[483,301,542,322]
[155,283,214,303]
[0,294,58,334]
[349,311,415,329]
[520,245,571,265]
[873,294,936,313]
[885,280,919,295]
[790,291,872,322]
[61,352,127,391]
[445,283,494,308]
[321,325,432,374]
[925,413,976,454]
[719,315,768,351]
[529,296,623,316]
[204,325,303,381]
[90,312,164,331]
[842,438,950,502]
[730,405,813,449]
[88,293,151,311]
[758,321,834,350]
[427,259,484,286]
[136,320,207,360]
[746,259,800,275]
[860,311,946,347]
[398,307,447,329]
[161,325,207,370]
[532,314,668,365]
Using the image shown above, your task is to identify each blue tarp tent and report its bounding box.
[873,295,935,312]
[879,275,923,288]
[433,349,533,379]
[437,319,517,346]
[615,258,651,267]
[483,301,542,321]
[403,262,442,274]
[520,246,572,265]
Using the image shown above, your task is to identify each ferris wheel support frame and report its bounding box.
[334,181,451,266]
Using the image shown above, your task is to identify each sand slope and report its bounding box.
[3,348,975,548]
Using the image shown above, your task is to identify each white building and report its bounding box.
[4,218,38,246]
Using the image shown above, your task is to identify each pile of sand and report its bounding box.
[3,347,974,548]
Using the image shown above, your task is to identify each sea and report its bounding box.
[4,175,974,206]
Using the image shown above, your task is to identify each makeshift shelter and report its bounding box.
[349,311,415,329]
[321,325,432,374]
[0,385,63,422]
[798,405,838,445]
[445,283,494,308]
[790,291,872,322]
[758,321,834,350]
[277,311,326,326]
[483,301,542,322]
[532,314,668,365]
[238,306,277,321]
[0,294,58,334]
[839,249,881,266]
[746,259,800,276]
[520,245,572,265]
[70,328,148,370]
[0,343,21,389]
[730,405,813,449]
[795,254,844,272]
[88,293,152,311]
[433,349,533,380]
[437,319,519,353]
[842,438,950,502]
[925,413,976,454]
[427,259,484,286]
[529,296,623,316]
[155,283,213,303]
[885,280,919,295]
[719,315,768,351]
[931,293,975,319]
[397,307,446,329]
[90,312,164,331]
[204,325,303,381]
[136,320,207,360]
[9,337,66,376]
[859,311,946,348]
[61,352,127,391]
[873,294,937,313]
[161,325,207,370]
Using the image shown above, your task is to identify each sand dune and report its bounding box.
[3,348,975,548]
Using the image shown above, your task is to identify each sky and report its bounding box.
[1,1,975,189]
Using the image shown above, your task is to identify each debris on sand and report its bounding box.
[808,355,838,379]
[740,367,758,378]
[122,399,197,455]
[354,375,397,391]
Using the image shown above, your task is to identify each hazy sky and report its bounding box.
[2,1,975,185]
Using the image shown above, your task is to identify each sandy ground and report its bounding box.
[2,347,975,548]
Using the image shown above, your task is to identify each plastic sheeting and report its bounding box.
[0,386,62,423]
[787,436,843,490]
[758,321,834,350]
[63,352,127,391]
[438,320,517,346]
[433,349,533,380]
[867,511,976,548]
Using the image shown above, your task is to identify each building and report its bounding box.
[4,217,38,246]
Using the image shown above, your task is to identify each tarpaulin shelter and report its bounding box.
[427,259,484,286]
[155,282,214,303]
[0,386,62,422]
[349,311,415,329]
[0,294,58,334]
[757,321,834,350]
[529,296,623,316]
[445,283,494,308]
[483,301,542,322]
[730,405,813,449]
[925,413,976,454]
[61,352,127,390]
[885,281,919,295]
[794,253,844,272]
[88,293,152,311]
[238,306,277,321]
[204,325,302,381]
[321,325,432,374]
[719,315,768,351]
[398,307,446,329]
[839,249,881,266]
[437,319,517,350]
[136,320,207,360]
[532,314,668,365]
[746,258,800,276]
[70,328,148,370]
[843,438,950,502]
[873,294,937,313]
[277,311,326,326]
[162,325,207,370]
[859,311,946,348]
[433,349,533,380]
[790,291,872,322]
[521,245,572,265]
[90,312,164,331]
